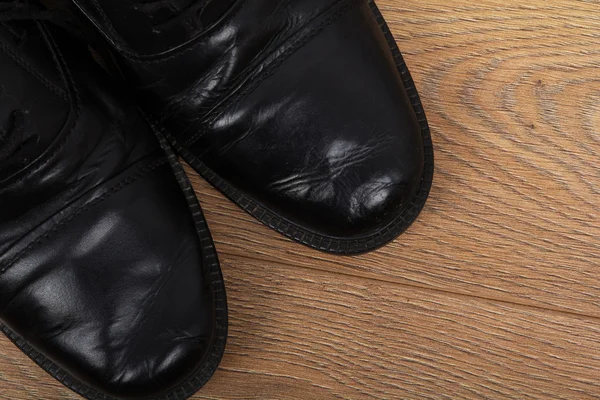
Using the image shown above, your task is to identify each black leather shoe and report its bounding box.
[69,0,434,254]
[0,5,226,400]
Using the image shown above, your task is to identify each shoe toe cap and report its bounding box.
[272,133,425,240]
[200,0,429,249]
[0,162,224,399]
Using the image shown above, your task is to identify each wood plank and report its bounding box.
[186,0,600,316]
[2,0,600,399]
[203,257,600,399]
[3,257,600,399]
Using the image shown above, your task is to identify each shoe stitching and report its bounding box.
[0,2,421,398]
[0,157,168,274]
[0,128,228,400]
[168,0,434,254]
[153,0,353,150]
[0,130,228,400]
[0,22,83,191]
[88,0,125,47]
[182,0,364,148]
[79,0,249,61]
[0,33,68,101]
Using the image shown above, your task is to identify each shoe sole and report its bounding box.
[0,130,228,400]
[162,0,435,255]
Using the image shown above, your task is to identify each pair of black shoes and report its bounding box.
[0,0,433,399]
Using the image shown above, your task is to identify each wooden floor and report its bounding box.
[2,0,600,398]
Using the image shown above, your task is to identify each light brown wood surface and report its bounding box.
[1,0,599,398]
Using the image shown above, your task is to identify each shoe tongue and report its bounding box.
[78,0,238,55]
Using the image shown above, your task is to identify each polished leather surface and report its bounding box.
[73,0,425,239]
[0,21,220,399]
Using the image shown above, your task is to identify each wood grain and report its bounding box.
[1,0,599,399]
[191,0,600,317]
[4,258,600,399]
